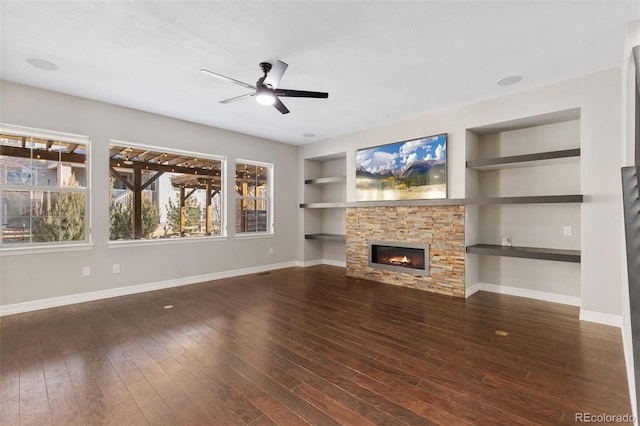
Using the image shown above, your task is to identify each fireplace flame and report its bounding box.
[389,255,411,266]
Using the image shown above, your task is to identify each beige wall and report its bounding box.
[299,68,623,317]
[0,81,299,307]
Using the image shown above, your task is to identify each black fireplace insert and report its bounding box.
[368,241,430,276]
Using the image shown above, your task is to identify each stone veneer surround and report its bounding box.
[346,205,465,297]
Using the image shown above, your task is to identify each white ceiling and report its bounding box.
[1,1,638,145]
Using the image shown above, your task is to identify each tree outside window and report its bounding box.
[0,128,89,247]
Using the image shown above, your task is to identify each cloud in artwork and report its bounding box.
[435,143,446,161]
[399,138,428,156]
[357,150,398,173]
[399,138,429,164]
[405,152,418,165]
[355,150,369,166]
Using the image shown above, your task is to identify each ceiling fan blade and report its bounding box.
[220,92,255,104]
[263,60,288,89]
[200,69,257,90]
[275,89,329,99]
[273,97,290,114]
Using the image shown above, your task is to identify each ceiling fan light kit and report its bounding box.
[255,87,276,106]
[201,60,329,114]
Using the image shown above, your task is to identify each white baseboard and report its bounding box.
[579,309,623,328]
[467,282,581,306]
[0,261,298,317]
[298,259,346,268]
[321,259,346,268]
[467,282,624,328]
[7,267,620,331]
[299,259,323,267]
[465,283,483,298]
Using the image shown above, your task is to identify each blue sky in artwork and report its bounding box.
[356,134,447,174]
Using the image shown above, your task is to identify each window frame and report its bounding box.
[235,158,274,236]
[0,124,92,253]
[107,139,227,245]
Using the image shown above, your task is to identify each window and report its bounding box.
[235,160,273,234]
[109,142,225,241]
[0,125,90,248]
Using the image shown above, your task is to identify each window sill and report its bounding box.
[108,235,228,248]
[235,232,275,240]
[0,243,94,256]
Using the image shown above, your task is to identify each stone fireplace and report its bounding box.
[346,205,465,297]
[368,241,429,276]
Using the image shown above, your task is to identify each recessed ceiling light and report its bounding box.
[497,75,522,86]
[26,58,59,71]
[303,133,315,138]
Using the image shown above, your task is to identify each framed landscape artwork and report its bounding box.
[356,133,447,201]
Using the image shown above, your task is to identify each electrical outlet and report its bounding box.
[113,264,120,274]
[501,235,512,247]
[563,226,572,237]
[82,266,90,277]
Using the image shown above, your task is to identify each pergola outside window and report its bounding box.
[109,142,225,241]
[235,160,273,234]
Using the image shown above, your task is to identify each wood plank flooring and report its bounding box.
[0,265,632,425]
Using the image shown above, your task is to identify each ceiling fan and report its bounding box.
[200,60,328,114]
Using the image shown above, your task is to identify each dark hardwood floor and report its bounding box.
[0,265,632,425]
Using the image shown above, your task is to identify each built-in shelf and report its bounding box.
[304,176,346,185]
[304,233,347,242]
[346,198,466,207]
[466,244,581,263]
[466,148,580,170]
[303,155,347,265]
[466,194,583,205]
[299,195,583,209]
[300,202,349,208]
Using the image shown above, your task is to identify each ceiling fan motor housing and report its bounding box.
[258,62,273,87]
[259,62,272,75]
